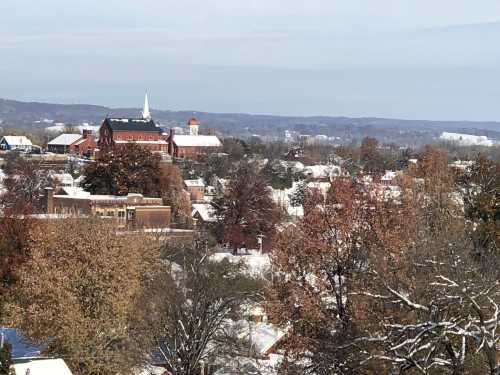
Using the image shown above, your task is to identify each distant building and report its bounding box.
[439,132,495,147]
[167,118,222,159]
[0,136,33,152]
[184,178,205,201]
[47,130,96,155]
[45,188,171,229]
[98,94,168,153]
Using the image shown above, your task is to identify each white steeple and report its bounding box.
[142,93,151,120]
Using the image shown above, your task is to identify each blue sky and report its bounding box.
[1,0,500,120]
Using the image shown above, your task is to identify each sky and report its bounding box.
[1,0,500,121]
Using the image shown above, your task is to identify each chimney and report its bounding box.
[44,187,54,214]
[82,129,92,139]
[168,128,175,155]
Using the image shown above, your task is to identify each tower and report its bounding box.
[188,117,200,136]
[142,93,151,120]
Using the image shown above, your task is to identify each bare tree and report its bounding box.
[135,237,263,375]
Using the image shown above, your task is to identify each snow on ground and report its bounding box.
[46,124,99,133]
[134,365,169,375]
[214,354,283,375]
[211,249,271,277]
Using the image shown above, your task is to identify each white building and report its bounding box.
[0,136,33,152]
[439,132,494,147]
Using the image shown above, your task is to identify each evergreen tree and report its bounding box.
[288,180,309,207]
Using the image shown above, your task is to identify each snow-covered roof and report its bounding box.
[60,186,89,197]
[303,165,332,179]
[192,203,216,222]
[50,173,75,186]
[1,136,33,146]
[381,170,397,181]
[234,321,286,356]
[47,133,82,146]
[11,358,73,375]
[184,178,205,188]
[439,132,494,147]
[172,135,222,147]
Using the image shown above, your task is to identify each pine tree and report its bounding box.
[288,180,309,207]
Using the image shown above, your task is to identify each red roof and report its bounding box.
[188,118,200,126]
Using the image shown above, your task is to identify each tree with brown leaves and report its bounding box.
[267,177,378,373]
[6,219,159,375]
[81,144,190,224]
[214,162,281,253]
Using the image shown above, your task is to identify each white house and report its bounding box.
[0,136,33,152]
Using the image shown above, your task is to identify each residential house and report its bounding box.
[47,130,96,155]
[191,203,217,226]
[0,136,33,152]
[184,178,205,201]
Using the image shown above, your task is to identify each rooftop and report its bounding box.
[1,135,33,146]
[184,178,205,187]
[103,118,159,132]
[48,133,82,146]
[172,135,222,147]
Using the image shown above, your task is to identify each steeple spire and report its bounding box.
[142,93,151,120]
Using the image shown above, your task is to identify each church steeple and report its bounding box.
[142,93,151,120]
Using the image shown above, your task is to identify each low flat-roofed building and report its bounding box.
[45,188,171,229]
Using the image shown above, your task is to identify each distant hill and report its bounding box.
[1,98,499,144]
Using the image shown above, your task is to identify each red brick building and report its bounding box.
[167,118,222,159]
[47,130,96,155]
[98,118,168,152]
[184,178,205,201]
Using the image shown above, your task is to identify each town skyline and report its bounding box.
[2,1,500,120]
